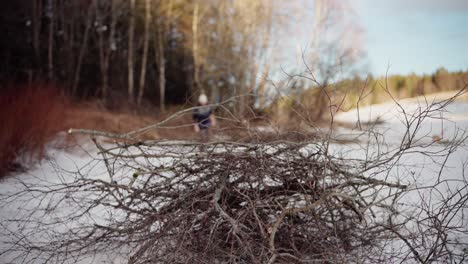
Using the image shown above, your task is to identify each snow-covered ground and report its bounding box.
[0,137,126,263]
[333,93,468,260]
[1,92,467,263]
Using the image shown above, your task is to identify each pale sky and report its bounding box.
[356,0,468,76]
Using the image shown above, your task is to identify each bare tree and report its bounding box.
[155,0,173,112]
[72,0,95,97]
[31,0,42,68]
[128,0,136,104]
[97,0,117,100]
[155,22,166,112]
[192,0,200,94]
[46,0,55,81]
[137,0,151,106]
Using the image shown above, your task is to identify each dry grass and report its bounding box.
[65,103,197,141]
[0,83,67,177]
[0,89,200,177]
[1,86,278,177]
[66,102,160,139]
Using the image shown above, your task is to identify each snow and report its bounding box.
[333,94,468,260]
[334,94,468,146]
[1,93,467,262]
[0,139,123,263]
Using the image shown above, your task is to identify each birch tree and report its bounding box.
[192,0,200,95]
[155,0,174,112]
[127,0,136,104]
[137,0,151,106]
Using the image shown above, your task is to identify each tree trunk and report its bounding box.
[137,0,151,106]
[58,0,70,83]
[98,0,116,101]
[47,0,55,81]
[156,0,173,112]
[257,64,270,108]
[192,1,200,94]
[237,36,250,119]
[156,28,166,112]
[97,2,106,98]
[106,0,117,99]
[66,2,77,93]
[32,0,42,75]
[256,6,273,109]
[128,0,136,104]
[72,1,94,97]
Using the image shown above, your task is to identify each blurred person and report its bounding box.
[192,93,216,142]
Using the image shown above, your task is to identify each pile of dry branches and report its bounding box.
[2,138,412,263]
[102,140,411,263]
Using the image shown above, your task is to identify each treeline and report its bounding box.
[335,68,468,108]
[270,68,468,123]
[0,0,282,111]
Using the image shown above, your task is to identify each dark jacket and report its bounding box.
[193,105,212,129]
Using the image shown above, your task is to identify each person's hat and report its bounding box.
[198,94,208,105]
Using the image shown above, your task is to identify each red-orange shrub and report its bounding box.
[0,83,67,177]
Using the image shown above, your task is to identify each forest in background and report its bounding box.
[0,0,293,113]
[0,0,466,117]
[270,68,468,123]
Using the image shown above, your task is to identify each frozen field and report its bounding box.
[1,93,467,263]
